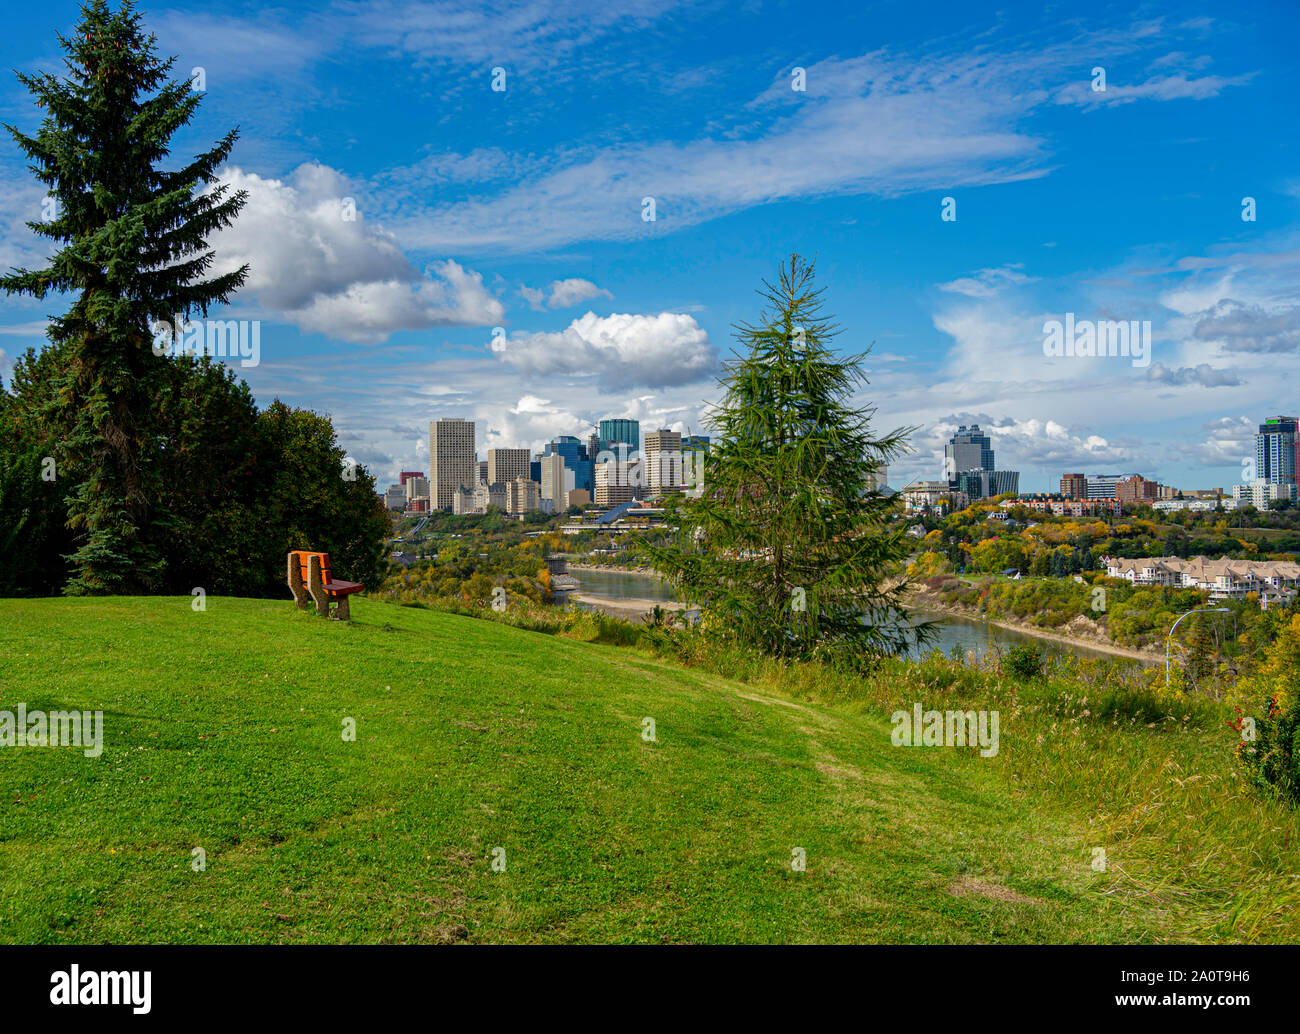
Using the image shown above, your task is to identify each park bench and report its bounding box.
[287,550,364,620]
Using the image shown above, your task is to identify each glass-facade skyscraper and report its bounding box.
[544,435,594,495]
[945,424,1018,500]
[598,418,640,457]
[944,425,994,482]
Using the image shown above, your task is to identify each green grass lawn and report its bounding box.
[0,596,1281,943]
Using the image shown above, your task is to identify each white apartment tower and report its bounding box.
[429,418,477,511]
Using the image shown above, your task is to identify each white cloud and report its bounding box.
[208,164,503,343]
[1146,362,1241,387]
[0,321,50,336]
[547,278,612,308]
[1056,72,1252,108]
[1192,300,1300,354]
[345,0,685,70]
[519,277,613,311]
[916,416,1142,474]
[1188,416,1255,467]
[383,25,1253,254]
[489,311,716,390]
[937,266,1037,299]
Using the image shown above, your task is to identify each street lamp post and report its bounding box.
[1166,606,1231,687]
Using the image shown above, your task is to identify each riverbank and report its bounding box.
[567,593,689,621]
[566,562,659,577]
[904,591,1161,664]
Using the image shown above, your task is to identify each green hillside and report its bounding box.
[0,597,1275,943]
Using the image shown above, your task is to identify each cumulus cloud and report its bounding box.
[547,278,613,308]
[477,395,594,454]
[520,277,613,310]
[1188,415,1255,467]
[489,311,716,390]
[913,415,1142,476]
[208,164,503,343]
[1192,300,1300,353]
[1146,362,1241,387]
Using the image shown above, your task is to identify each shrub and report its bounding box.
[1004,643,1044,681]
[1235,695,1300,805]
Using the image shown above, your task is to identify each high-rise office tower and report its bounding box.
[540,452,573,504]
[594,461,635,507]
[543,435,593,495]
[429,418,477,511]
[598,418,640,457]
[643,428,683,492]
[945,424,1018,500]
[944,424,994,482]
[487,448,530,486]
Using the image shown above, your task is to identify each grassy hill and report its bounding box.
[0,596,1292,943]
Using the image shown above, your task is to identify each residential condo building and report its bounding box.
[1060,473,1088,499]
[1256,416,1299,491]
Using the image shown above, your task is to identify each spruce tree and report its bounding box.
[636,255,921,664]
[1,0,248,593]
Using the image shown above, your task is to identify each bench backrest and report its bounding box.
[291,550,333,586]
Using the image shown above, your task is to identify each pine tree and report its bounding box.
[1049,550,1065,578]
[634,255,920,664]
[1,0,248,593]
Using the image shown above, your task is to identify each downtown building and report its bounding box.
[543,435,594,496]
[540,452,574,511]
[643,428,684,494]
[429,418,477,511]
[453,481,509,515]
[594,460,637,507]
[505,478,542,515]
[1083,473,1138,499]
[487,448,530,486]
[598,418,640,456]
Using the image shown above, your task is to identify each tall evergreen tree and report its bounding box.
[1,0,248,593]
[636,255,921,664]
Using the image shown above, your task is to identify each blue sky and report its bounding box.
[2,0,1298,491]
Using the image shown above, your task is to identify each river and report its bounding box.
[562,567,1143,665]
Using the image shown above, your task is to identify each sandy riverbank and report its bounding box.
[568,593,688,621]
[905,592,1162,664]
